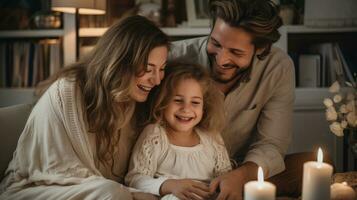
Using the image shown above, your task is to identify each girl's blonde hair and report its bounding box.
[36,15,169,174]
[148,62,225,134]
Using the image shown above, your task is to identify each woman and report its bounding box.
[0,15,169,200]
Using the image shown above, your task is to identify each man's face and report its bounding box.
[207,18,255,83]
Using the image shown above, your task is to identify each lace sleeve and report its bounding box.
[125,124,168,195]
[213,135,232,177]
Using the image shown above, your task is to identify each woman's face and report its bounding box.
[130,45,168,102]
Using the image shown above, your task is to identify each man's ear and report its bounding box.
[255,47,265,56]
[255,45,271,60]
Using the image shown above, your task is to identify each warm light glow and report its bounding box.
[317,147,323,164]
[79,8,105,14]
[258,167,264,183]
[52,7,105,15]
[52,7,76,13]
[342,182,348,186]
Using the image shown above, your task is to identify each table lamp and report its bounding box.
[51,0,106,59]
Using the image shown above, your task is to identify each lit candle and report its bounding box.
[302,148,333,200]
[331,182,356,200]
[244,166,276,200]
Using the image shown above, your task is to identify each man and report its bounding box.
[169,0,317,199]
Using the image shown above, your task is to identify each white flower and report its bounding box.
[329,122,344,136]
[329,81,340,93]
[323,98,333,107]
[326,107,338,121]
[346,112,357,127]
[346,81,353,87]
[333,94,342,103]
[325,80,356,136]
[341,120,348,128]
[347,92,355,101]
[346,100,355,112]
[339,104,348,113]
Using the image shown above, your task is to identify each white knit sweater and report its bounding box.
[0,78,136,200]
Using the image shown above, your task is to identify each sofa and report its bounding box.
[0,103,33,181]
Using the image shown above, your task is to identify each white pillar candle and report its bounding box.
[331,182,356,200]
[302,148,333,200]
[244,167,276,200]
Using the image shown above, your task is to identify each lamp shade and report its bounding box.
[52,0,106,15]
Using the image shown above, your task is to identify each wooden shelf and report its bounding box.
[79,25,357,38]
[161,27,210,36]
[284,25,357,34]
[79,27,211,37]
[79,28,106,37]
[0,29,64,38]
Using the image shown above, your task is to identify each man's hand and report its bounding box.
[160,179,211,200]
[132,192,159,200]
[209,162,259,200]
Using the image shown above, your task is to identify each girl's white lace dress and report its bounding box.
[125,123,232,200]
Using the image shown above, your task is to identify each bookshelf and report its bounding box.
[283,26,357,172]
[0,13,76,106]
[273,26,357,52]
[0,30,64,38]
[0,14,76,66]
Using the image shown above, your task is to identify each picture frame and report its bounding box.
[185,0,210,27]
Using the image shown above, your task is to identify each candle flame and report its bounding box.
[317,148,323,164]
[258,167,264,183]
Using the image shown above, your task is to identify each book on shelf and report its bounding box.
[295,42,355,88]
[331,43,345,84]
[0,44,5,87]
[298,54,321,87]
[308,43,334,87]
[0,39,63,88]
[305,42,354,87]
[335,44,356,85]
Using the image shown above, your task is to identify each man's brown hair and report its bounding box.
[209,0,282,59]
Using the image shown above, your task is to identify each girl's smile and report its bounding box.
[164,78,204,135]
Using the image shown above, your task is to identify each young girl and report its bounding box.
[125,63,232,200]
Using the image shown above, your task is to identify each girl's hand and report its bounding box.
[160,179,211,200]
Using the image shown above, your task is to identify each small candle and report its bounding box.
[331,182,356,200]
[302,148,333,200]
[244,166,276,200]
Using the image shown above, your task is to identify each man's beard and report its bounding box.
[211,66,247,83]
[209,55,253,84]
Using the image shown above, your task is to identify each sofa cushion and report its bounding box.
[0,104,32,181]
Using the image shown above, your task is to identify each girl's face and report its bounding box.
[130,46,168,102]
[164,78,204,135]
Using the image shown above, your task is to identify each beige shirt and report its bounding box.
[169,37,295,177]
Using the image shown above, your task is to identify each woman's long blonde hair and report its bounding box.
[148,62,225,134]
[37,15,169,171]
